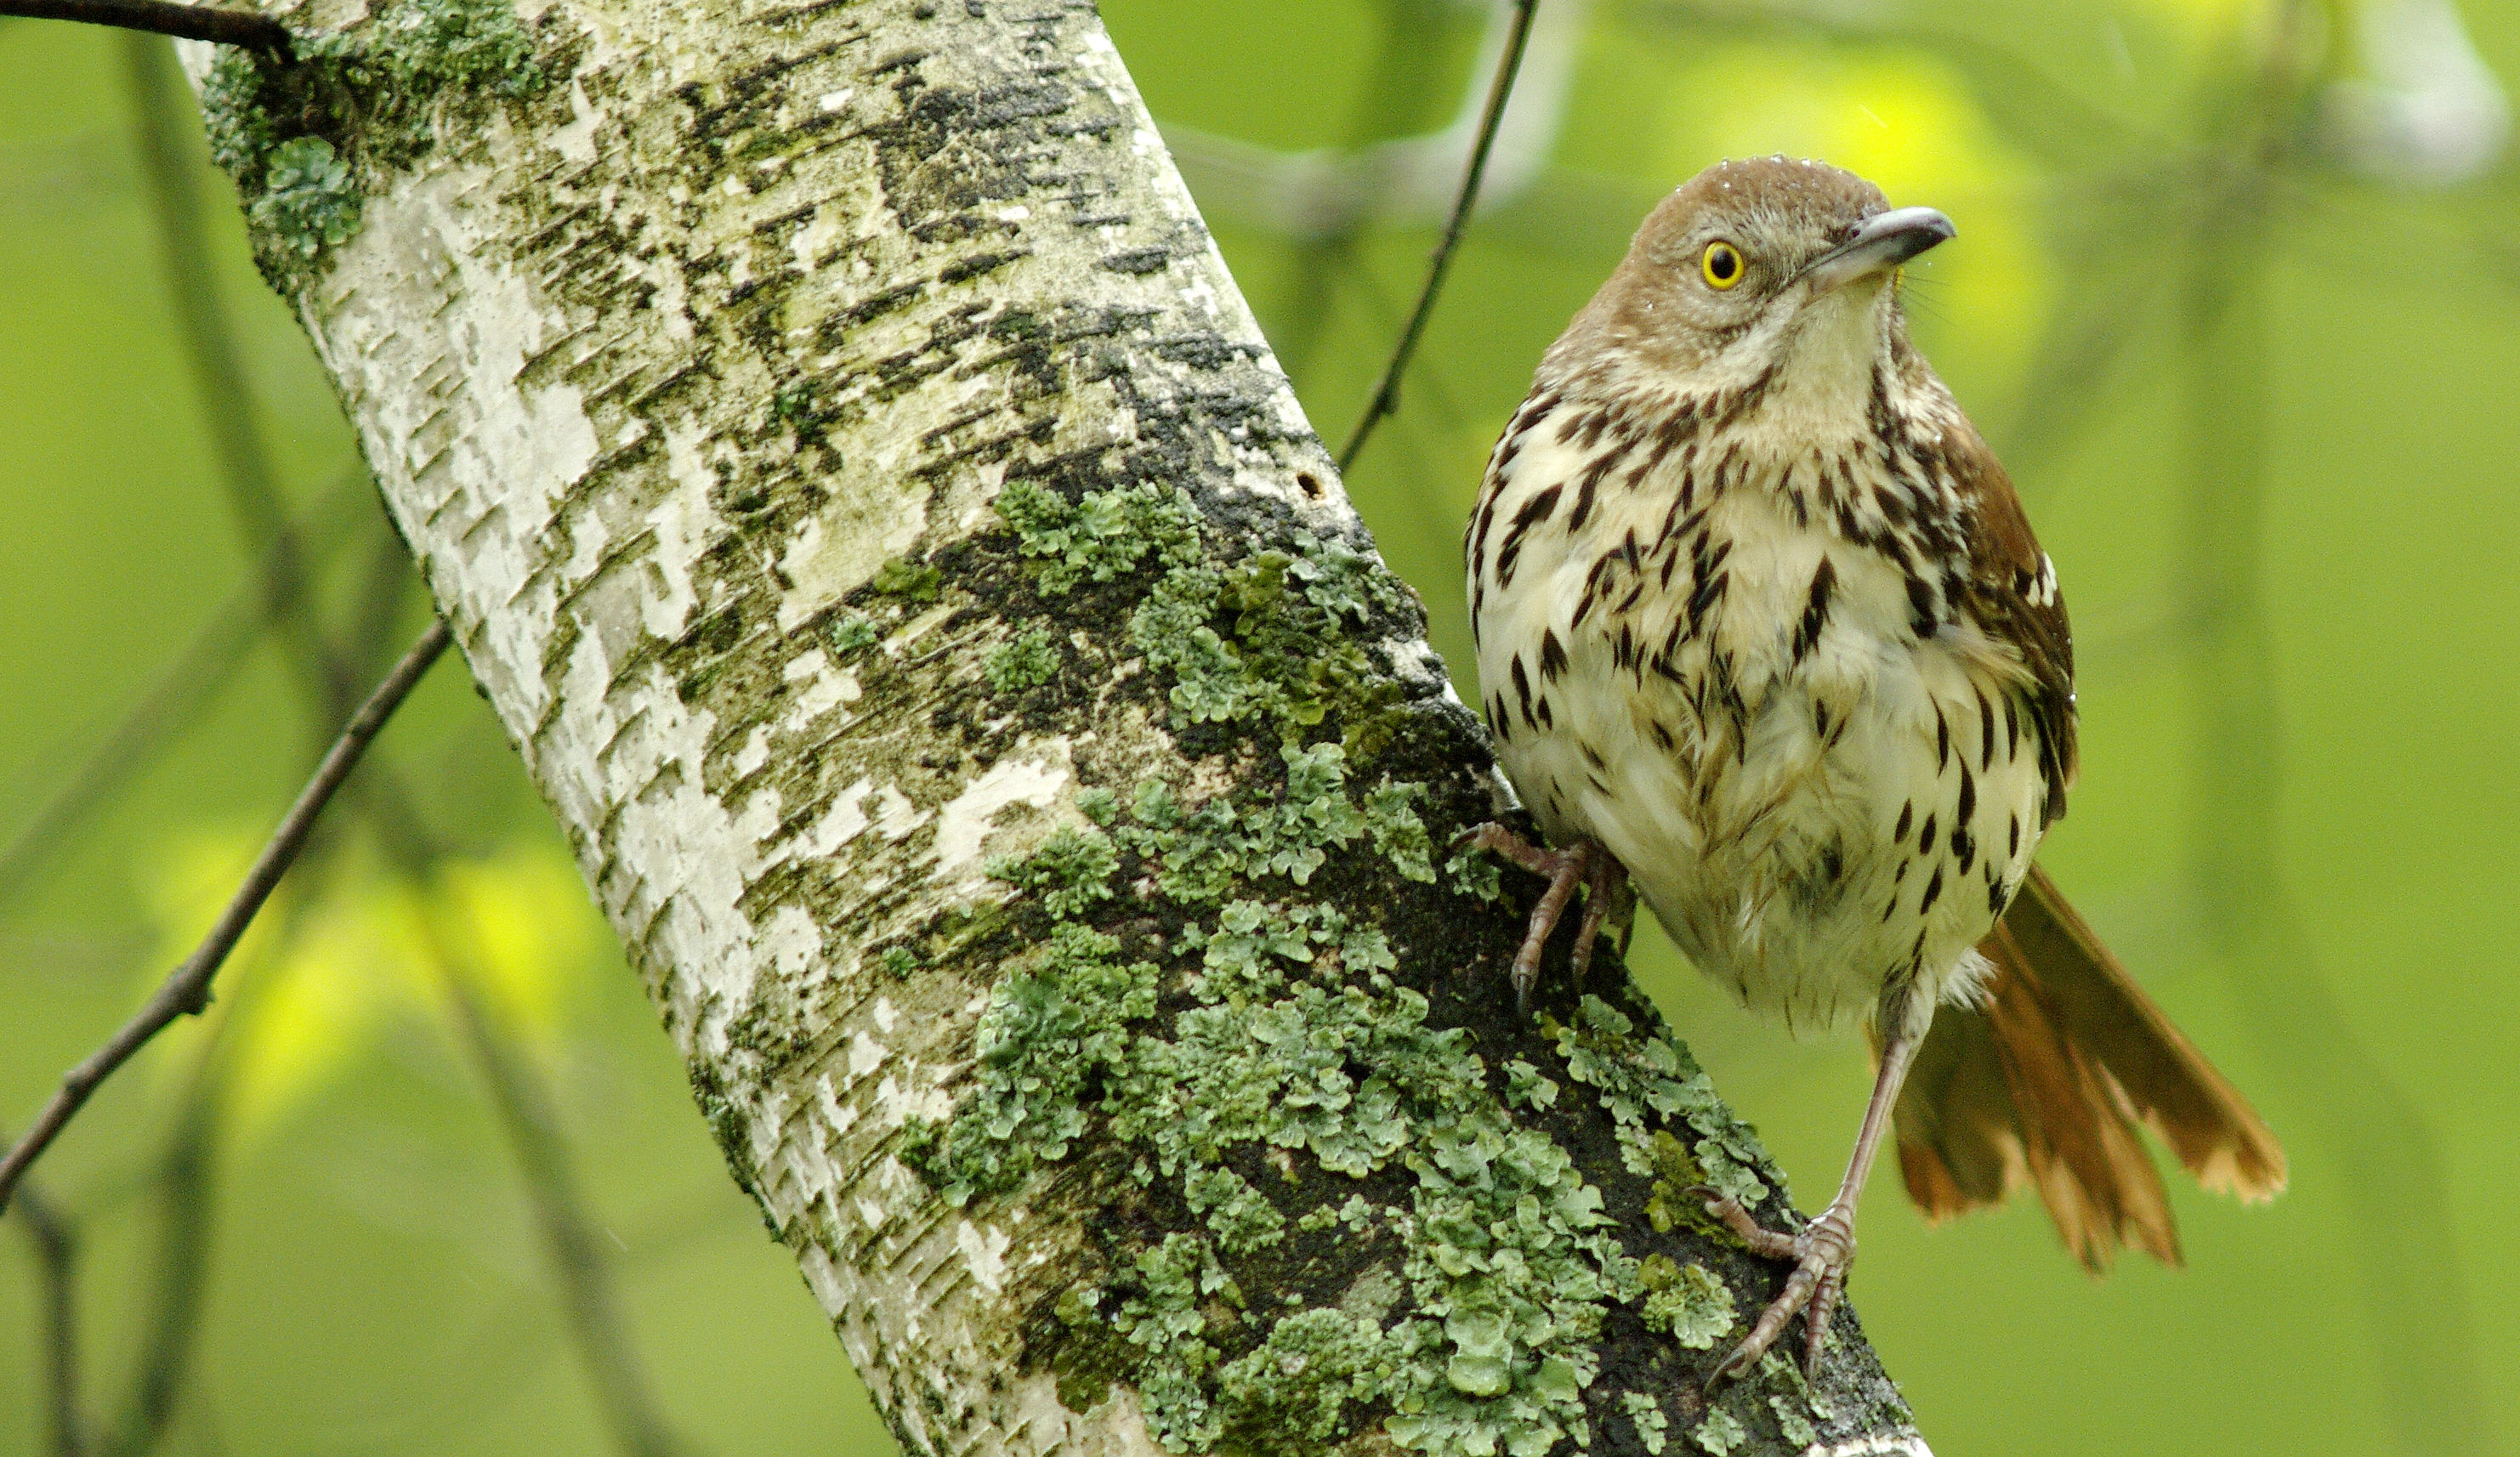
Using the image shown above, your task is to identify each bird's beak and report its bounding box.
[1804,207,1955,292]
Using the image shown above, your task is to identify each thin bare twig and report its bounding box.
[1336,0,1538,472]
[0,0,288,51]
[1263,0,1453,376]
[0,470,377,907]
[12,1182,87,1457]
[0,620,452,1217]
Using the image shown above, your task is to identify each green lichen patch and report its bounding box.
[1114,1233,1243,1451]
[870,556,944,603]
[1444,842,1504,904]
[829,612,883,655]
[1545,995,1778,1213]
[1501,1059,1558,1111]
[249,137,362,257]
[1384,1110,1639,1457]
[982,477,1437,765]
[1620,1392,1669,1456]
[201,0,553,281]
[1363,780,1436,884]
[1637,1256,1734,1351]
[1639,1132,1710,1237]
[917,838,1638,1457]
[985,826,1118,917]
[900,921,1159,1205]
[1183,1165,1285,1255]
[1692,1407,1747,1457]
[1114,744,1433,904]
[983,625,1060,693]
[886,477,1892,1453]
[1128,541,1413,752]
[1215,1307,1395,1448]
[1115,910,1444,1182]
[1768,1394,1815,1448]
[996,479,1201,594]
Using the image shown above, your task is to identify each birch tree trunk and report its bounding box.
[182,3,1933,1454]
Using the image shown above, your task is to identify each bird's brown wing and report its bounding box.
[1944,421,2077,825]
[1891,865,2288,1270]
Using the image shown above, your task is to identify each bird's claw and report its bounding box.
[1460,825,1626,1017]
[1692,1187,1855,1387]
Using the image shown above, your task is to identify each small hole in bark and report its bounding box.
[1297,472,1323,499]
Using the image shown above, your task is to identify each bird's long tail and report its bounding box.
[1889,865,2288,1270]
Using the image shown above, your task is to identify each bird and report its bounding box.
[1461,156,2286,1382]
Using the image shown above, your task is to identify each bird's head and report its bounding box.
[1550,156,1953,430]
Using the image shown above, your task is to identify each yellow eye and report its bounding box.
[1701,241,1745,290]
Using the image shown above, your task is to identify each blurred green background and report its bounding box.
[3,0,2517,1453]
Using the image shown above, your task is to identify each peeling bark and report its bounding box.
[183,3,1933,1454]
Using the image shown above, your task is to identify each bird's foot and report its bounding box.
[1690,1187,1855,1386]
[1457,826,1625,1015]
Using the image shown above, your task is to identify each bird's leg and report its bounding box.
[1567,848,1631,995]
[1694,1000,1928,1385]
[1459,825,1619,1015]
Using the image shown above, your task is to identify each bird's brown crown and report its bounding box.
[1547,156,1916,398]
[1632,156,1892,276]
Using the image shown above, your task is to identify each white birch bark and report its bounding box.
[184,3,1933,1454]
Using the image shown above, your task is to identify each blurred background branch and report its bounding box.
[1163,0,1586,240]
[11,1184,82,1457]
[1340,0,1539,469]
[0,620,450,1220]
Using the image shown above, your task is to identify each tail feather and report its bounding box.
[1891,865,2286,1270]
[1999,867,2288,1202]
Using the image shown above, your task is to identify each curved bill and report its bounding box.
[1805,207,1955,291]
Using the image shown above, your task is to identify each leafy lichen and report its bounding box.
[1768,1395,1816,1448]
[1547,995,1778,1213]
[900,921,1159,1205]
[1445,842,1503,904]
[996,479,1202,594]
[920,838,1639,1457]
[1115,744,1428,904]
[1501,1060,1558,1111]
[249,137,362,258]
[870,557,943,603]
[1621,1392,1670,1456]
[985,827,1120,918]
[1694,1407,1747,1457]
[1215,1307,1394,1447]
[1183,1165,1286,1256]
[829,612,882,655]
[1115,1233,1239,1451]
[1637,1256,1734,1350]
[1364,779,1438,885]
[1128,546,1411,751]
[898,480,1789,1457]
[200,0,548,278]
[984,625,1060,693]
[1384,1112,1638,1457]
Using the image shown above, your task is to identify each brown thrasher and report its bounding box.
[1462,156,2285,1380]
